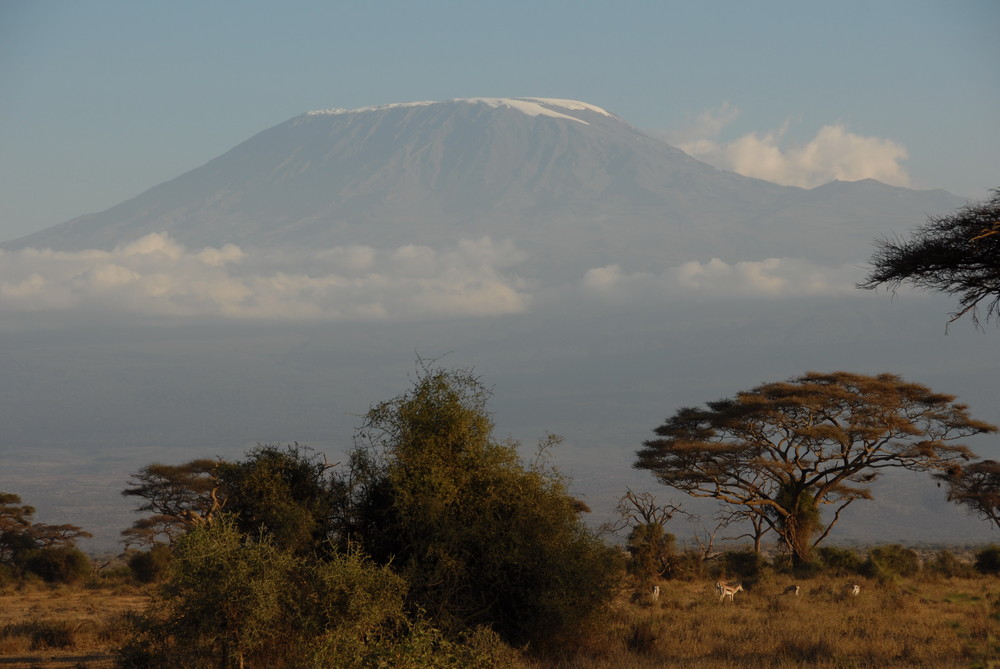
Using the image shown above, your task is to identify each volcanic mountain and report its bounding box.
[4,97,961,280]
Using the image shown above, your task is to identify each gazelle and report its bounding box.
[782,584,800,596]
[716,581,743,603]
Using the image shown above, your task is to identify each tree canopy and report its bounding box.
[935,460,1000,530]
[859,188,1000,327]
[635,371,996,565]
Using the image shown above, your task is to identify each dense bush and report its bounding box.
[720,549,768,583]
[865,544,921,581]
[348,366,621,649]
[127,543,172,584]
[927,549,974,578]
[975,545,1000,575]
[20,545,91,583]
[818,546,865,575]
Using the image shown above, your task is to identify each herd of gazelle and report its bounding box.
[649,582,861,603]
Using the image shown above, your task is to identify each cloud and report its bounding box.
[670,104,911,189]
[0,233,531,321]
[0,234,881,322]
[580,257,864,304]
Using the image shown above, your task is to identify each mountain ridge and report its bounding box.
[3,97,964,281]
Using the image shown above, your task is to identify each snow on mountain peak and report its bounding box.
[306,98,614,125]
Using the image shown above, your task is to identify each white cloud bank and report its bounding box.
[580,258,864,304]
[672,104,911,189]
[0,233,531,321]
[0,234,870,321]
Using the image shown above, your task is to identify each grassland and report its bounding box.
[1,574,998,668]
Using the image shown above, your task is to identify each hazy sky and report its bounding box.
[1,0,997,242]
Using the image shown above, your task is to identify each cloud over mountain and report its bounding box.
[671,104,912,188]
[1,232,872,322]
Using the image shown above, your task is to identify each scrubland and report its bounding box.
[1,573,997,668]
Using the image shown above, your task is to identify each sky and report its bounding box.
[1,0,998,243]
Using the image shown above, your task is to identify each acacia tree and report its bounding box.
[0,492,91,567]
[859,188,1000,327]
[635,371,996,566]
[935,460,1000,529]
[121,459,223,547]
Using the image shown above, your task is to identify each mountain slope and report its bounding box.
[3,98,964,279]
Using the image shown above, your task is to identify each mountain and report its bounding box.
[3,98,963,279]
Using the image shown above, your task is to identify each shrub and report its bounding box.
[20,546,91,583]
[865,544,921,581]
[975,545,1000,575]
[928,549,973,578]
[721,549,768,583]
[818,546,865,574]
[127,543,172,583]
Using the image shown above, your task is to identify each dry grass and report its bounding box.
[0,581,146,668]
[1,575,998,668]
[545,575,1000,668]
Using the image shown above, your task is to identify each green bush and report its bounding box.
[818,546,865,575]
[349,365,621,650]
[975,545,1000,575]
[927,549,973,578]
[128,543,172,583]
[865,544,921,581]
[20,546,91,583]
[120,519,523,669]
[721,550,768,583]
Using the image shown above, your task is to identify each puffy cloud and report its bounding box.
[670,104,911,189]
[0,233,530,321]
[580,258,864,304]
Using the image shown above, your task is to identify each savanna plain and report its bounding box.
[2,567,999,668]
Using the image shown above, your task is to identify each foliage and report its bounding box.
[215,443,341,556]
[865,544,921,582]
[720,549,768,583]
[120,518,523,668]
[860,187,1000,327]
[626,522,676,583]
[927,549,973,578]
[817,546,865,575]
[935,459,1000,530]
[121,459,222,547]
[20,545,92,583]
[347,363,621,649]
[127,543,172,583]
[974,545,1000,575]
[635,371,995,565]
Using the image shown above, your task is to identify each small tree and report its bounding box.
[636,371,995,566]
[859,188,1000,327]
[121,459,223,547]
[603,489,682,581]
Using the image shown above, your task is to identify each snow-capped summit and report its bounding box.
[306,98,616,125]
[3,97,962,281]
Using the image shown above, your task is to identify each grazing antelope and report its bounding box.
[716,581,743,603]
[782,584,800,596]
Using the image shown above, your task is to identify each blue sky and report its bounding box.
[1,0,997,242]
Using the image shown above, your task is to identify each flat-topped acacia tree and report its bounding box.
[635,371,996,566]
